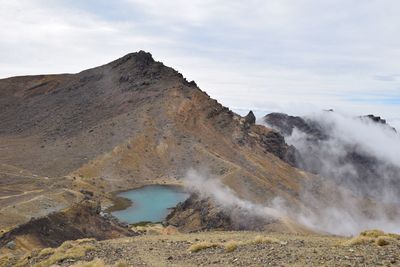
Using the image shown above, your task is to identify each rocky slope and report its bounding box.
[0,200,132,255]
[0,51,316,250]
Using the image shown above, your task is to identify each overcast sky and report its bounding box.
[1,0,399,128]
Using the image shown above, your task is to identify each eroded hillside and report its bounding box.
[0,51,315,242]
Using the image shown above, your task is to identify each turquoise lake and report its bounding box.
[111,185,189,224]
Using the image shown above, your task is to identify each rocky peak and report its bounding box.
[244,110,256,125]
[136,50,154,60]
[124,50,154,63]
[110,50,156,71]
[361,114,397,132]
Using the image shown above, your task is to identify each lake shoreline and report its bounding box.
[109,184,189,224]
[105,181,185,213]
[105,194,133,213]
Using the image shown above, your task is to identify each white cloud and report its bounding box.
[0,0,399,120]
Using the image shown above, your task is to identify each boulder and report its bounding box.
[6,240,16,250]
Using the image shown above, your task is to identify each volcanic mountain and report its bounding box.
[0,51,315,243]
[2,51,400,266]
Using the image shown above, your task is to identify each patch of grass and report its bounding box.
[14,253,32,267]
[251,235,280,245]
[29,239,96,267]
[131,223,179,236]
[187,236,282,253]
[35,245,95,267]
[161,225,179,235]
[37,247,54,257]
[224,241,240,252]
[342,236,374,246]
[14,258,27,267]
[343,230,399,247]
[386,233,400,240]
[70,258,129,267]
[0,254,12,267]
[105,195,132,213]
[114,261,129,267]
[375,237,390,247]
[360,229,385,238]
[70,258,106,267]
[188,241,220,253]
[131,221,154,227]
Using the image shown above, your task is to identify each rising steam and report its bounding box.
[184,111,400,236]
[282,111,400,235]
[183,169,282,220]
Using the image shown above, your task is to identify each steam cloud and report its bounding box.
[283,111,400,235]
[184,111,400,236]
[183,169,282,220]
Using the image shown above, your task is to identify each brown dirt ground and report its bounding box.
[2,230,400,267]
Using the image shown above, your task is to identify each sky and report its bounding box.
[1,0,400,128]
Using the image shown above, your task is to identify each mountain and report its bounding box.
[0,51,314,250]
[2,51,400,265]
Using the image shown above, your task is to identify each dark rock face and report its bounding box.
[264,112,327,139]
[259,130,299,167]
[166,195,273,232]
[361,114,397,132]
[244,110,256,125]
[232,112,300,167]
[166,195,232,231]
[0,201,134,249]
[365,114,387,124]
[235,124,299,167]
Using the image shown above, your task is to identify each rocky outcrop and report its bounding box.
[264,112,327,140]
[166,195,277,232]
[265,112,396,137]
[361,114,397,132]
[259,130,299,166]
[166,195,233,232]
[241,123,299,167]
[0,200,133,250]
[244,110,256,125]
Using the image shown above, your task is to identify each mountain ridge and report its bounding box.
[0,51,311,245]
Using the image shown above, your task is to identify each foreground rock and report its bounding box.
[0,200,133,254]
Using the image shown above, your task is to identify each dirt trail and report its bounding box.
[0,189,44,200]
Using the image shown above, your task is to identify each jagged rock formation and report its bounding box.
[247,124,299,167]
[264,112,327,139]
[243,110,256,125]
[166,195,282,232]
[361,114,397,132]
[263,112,400,199]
